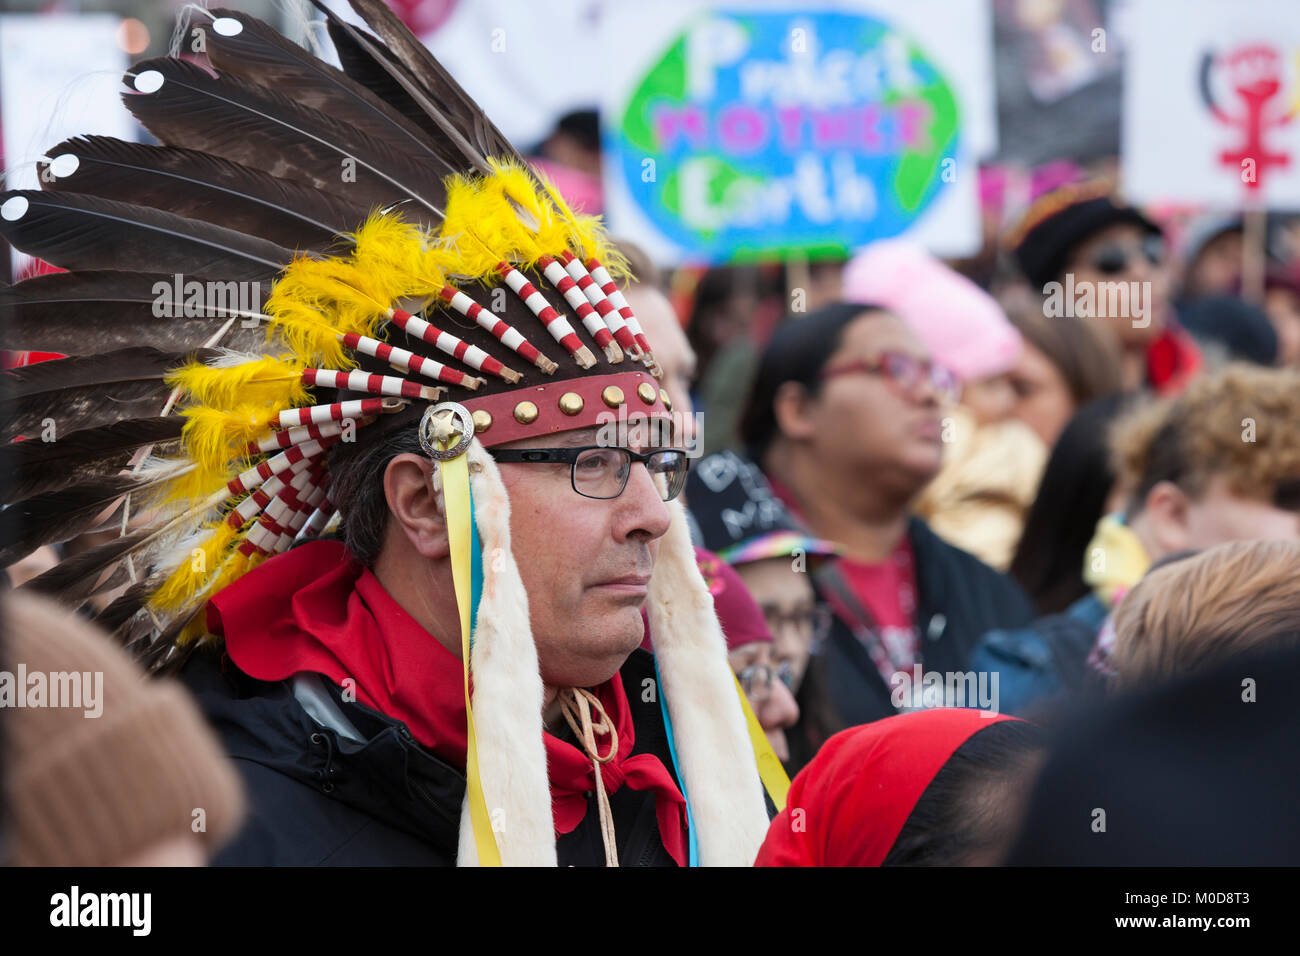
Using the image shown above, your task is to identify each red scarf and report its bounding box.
[755,708,1020,866]
[1146,323,1202,395]
[207,539,688,865]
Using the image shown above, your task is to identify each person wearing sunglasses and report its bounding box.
[740,304,1036,764]
[1011,179,1200,395]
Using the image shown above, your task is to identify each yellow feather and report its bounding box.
[581,218,631,281]
[163,537,268,646]
[350,212,428,300]
[180,404,280,480]
[167,356,307,412]
[149,457,245,509]
[440,172,510,278]
[149,521,240,612]
[160,357,301,510]
[418,243,454,289]
[274,258,390,337]
[265,297,349,369]
[532,164,628,278]
[177,614,209,647]
[483,160,554,263]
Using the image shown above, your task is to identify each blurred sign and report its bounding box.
[599,1,995,263]
[1123,0,1300,208]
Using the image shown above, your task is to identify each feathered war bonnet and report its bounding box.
[0,1,777,865]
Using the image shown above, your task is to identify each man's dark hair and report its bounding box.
[325,421,424,567]
[882,719,1044,866]
[739,302,887,463]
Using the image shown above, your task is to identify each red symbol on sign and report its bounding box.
[1199,44,1298,192]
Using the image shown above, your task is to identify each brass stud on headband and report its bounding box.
[637,382,657,405]
[602,386,625,408]
[559,392,584,416]
[472,409,493,434]
[513,401,539,425]
[659,389,673,411]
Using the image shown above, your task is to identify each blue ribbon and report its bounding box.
[468,493,483,649]
[654,656,698,867]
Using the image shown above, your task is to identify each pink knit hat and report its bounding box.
[842,240,1022,382]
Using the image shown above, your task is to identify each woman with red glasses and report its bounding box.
[842,240,1052,572]
[740,304,1035,770]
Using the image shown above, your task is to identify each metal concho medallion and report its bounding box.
[419,402,475,460]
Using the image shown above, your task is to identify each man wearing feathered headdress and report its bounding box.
[0,2,779,865]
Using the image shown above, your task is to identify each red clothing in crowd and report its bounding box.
[767,473,920,679]
[208,539,691,865]
[756,708,1020,866]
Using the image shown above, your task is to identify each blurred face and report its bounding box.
[496,426,674,688]
[623,284,698,448]
[1138,473,1300,560]
[728,640,800,763]
[1264,287,1300,367]
[1183,476,1300,549]
[1063,222,1170,347]
[794,311,946,492]
[1185,230,1243,298]
[962,373,1017,426]
[734,556,819,693]
[1007,341,1076,446]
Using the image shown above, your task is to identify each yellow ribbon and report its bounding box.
[441,446,502,866]
[732,673,790,811]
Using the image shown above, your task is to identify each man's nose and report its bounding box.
[617,460,672,541]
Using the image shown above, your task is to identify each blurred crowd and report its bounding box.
[668,167,1300,865]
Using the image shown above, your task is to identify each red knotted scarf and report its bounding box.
[207,539,688,864]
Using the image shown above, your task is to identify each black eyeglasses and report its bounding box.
[489,445,690,501]
[1089,233,1165,275]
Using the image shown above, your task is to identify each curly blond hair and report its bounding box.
[1110,363,1300,508]
[1112,539,1300,686]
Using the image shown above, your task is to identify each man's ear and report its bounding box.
[383,453,450,559]
[772,380,818,442]
[1141,480,1191,557]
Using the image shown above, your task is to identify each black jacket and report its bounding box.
[790,517,1035,770]
[181,647,681,866]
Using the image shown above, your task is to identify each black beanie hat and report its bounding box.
[1010,182,1162,289]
